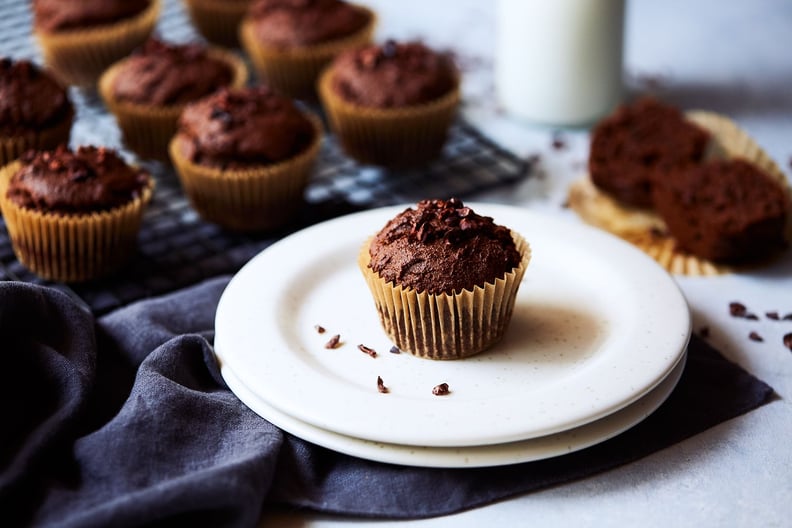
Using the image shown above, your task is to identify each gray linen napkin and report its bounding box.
[0,277,775,527]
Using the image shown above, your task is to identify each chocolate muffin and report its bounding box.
[110,39,234,105]
[319,40,460,166]
[652,159,790,263]
[0,58,74,165]
[182,0,252,47]
[33,0,151,32]
[359,199,530,360]
[330,40,457,108]
[32,0,160,86]
[175,85,315,168]
[99,38,248,160]
[368,198,522,294]
[6,146,150,213]
[0,146,154,281]
[168,86,322,231]
[589,97,711,208]
[240,0,375,97]
[247,0,370,47]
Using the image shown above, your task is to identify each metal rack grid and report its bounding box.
[0,0,533,315]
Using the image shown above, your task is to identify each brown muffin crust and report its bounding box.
[110,39,234,106]
[6,146,151,214]
[33,0,151,33]
[330,40,457,108]
[248,0,370,47]
[0,58,73,135]
[589,97,711,208]
[652,159,790,263]
[368,198,521,294]
[176,86,315,168]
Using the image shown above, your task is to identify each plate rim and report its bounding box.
[218,352,687,468]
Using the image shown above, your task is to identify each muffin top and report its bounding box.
[368,198,522,294]
[589,97,711,208]
[247,0,370,47]
[651,158,790,262]
[0,58,73,135]
[33,0,151,32]
[330,40,457,108]
[6,146,151,214]
[176,86,316,168]
[111,39,234,106]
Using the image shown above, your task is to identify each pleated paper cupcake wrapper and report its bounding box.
[239,7,376,99]
[0,161,154,282]
[33,0,160,87]
[168,114,322,232]
[318,69,460,167]
[0,109,74,166]
[358,233,530,360]
[567,110,792,276]
[99,48,249,161]
[182,0,251,47]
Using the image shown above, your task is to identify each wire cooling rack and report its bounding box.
[0,0,533,315]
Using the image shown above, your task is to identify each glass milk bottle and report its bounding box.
[495,0,626,126]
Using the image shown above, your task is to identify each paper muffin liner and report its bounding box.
[0,107,74,166]
[318,67,461,167]
[358,232,531,360]
[0,161,154,282]
[239,6,376,99]
[33,0,160,87]
[99,48,248,161]
[168,112,322,231]
[568,110,792,276]
[182,0,251,48]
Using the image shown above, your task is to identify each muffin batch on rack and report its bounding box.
[0,0,462,282]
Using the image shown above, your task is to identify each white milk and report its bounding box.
[495,0,626,126]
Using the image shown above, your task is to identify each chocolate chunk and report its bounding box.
[357,344,377,358]
[729,302,747,317]
[432,383,450,396]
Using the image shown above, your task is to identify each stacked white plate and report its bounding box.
[214,204,691,468]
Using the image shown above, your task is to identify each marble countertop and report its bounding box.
[262,0,792,526]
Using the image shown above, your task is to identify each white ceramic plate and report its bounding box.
[214,204,691,447]
[219,352,687,468]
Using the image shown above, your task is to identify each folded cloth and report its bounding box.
[0,278,775,527]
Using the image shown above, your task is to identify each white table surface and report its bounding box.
[261,0,792,526]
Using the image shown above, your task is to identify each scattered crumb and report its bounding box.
[432,383,450,396]
[748,331,764,342]
[766,312,780,321]
[784,332,792,352]
[377,376,388,394]
[783,313,792,321]
[745,313,759,320]
[389,345,401,354]
[729,302,748,317]
[551,132,567,151]
[357,344,377,358]
[324,334,341,349]
[314,324,326,334]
